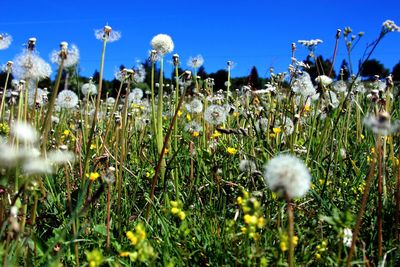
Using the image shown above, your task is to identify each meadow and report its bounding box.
[0,20,399,266]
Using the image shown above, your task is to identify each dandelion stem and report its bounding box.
[82,37,107,179]
[285,194,295,267]
[346,152,376,266]
[0,68,11,120]
[147,85,187,218]
[41,58,65,152]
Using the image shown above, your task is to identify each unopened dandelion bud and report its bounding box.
[386,74,394,86]
[227,60,233,67]
[6,61,13,68]
[336,29,341,38]
[150,50,158,62]
[28,37,37,50]
[104,25,112,33]
[291,42,296,51]
[172,53,180,66]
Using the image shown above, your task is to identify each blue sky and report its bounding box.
[1,0,399,81]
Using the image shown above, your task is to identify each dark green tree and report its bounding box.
[392,61,400,82]
[339,59,350,81]
[303,55,337,82]
[248,66,261,89]
[209,69,228,91]
[197,66,207,80]
[360,59,389,80]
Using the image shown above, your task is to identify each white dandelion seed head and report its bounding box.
[128,88,144,103]
[263,154,311,199]
[255,117,269,134]
[274,116,294,136]
[50,43,79,68]
[185,98,203,113]
[95,26,121,42]
[315,75,333,86]
[57,89,79,109]
[46,149,75,165]
[23,158,54,175]
[204,104,227,125]
[13,50,52,81]
[106,97,116,105]
[0,33,12,50]
[333,80,347,93]
[151,34,174,56]
[239,159,257,173]
[133,64,146,83]
[291,71,316,97]
[187,55,204,68]
[363,111,399,136]
[81,83,97,96]
[184,121,203,133]
[28,88,48,107]
[11,121,39,145]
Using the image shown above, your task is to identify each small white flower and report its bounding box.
[343,228,353,248]
[263,154,311,199]
[382,20,400,33]
[298,39,323,50]
[151,34,174,55]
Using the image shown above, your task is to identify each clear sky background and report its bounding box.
[0,0,399,81]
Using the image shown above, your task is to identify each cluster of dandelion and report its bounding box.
[279,231,298,253]
[237,190,265,241]
[169,200,186,221]
[120,223,155,263]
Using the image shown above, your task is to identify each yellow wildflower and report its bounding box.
[227,147,238,155]
[178,211,186,220]
[186,114,191,121]
[120,251,130,257]
[212,130,221,138]
[89,172,100,181]
[90,144,96,150]
[177,110,183,116]
[272,127,281,134]
[280,241,288,252]
[192,131,199,137]
[171,207,179,214]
